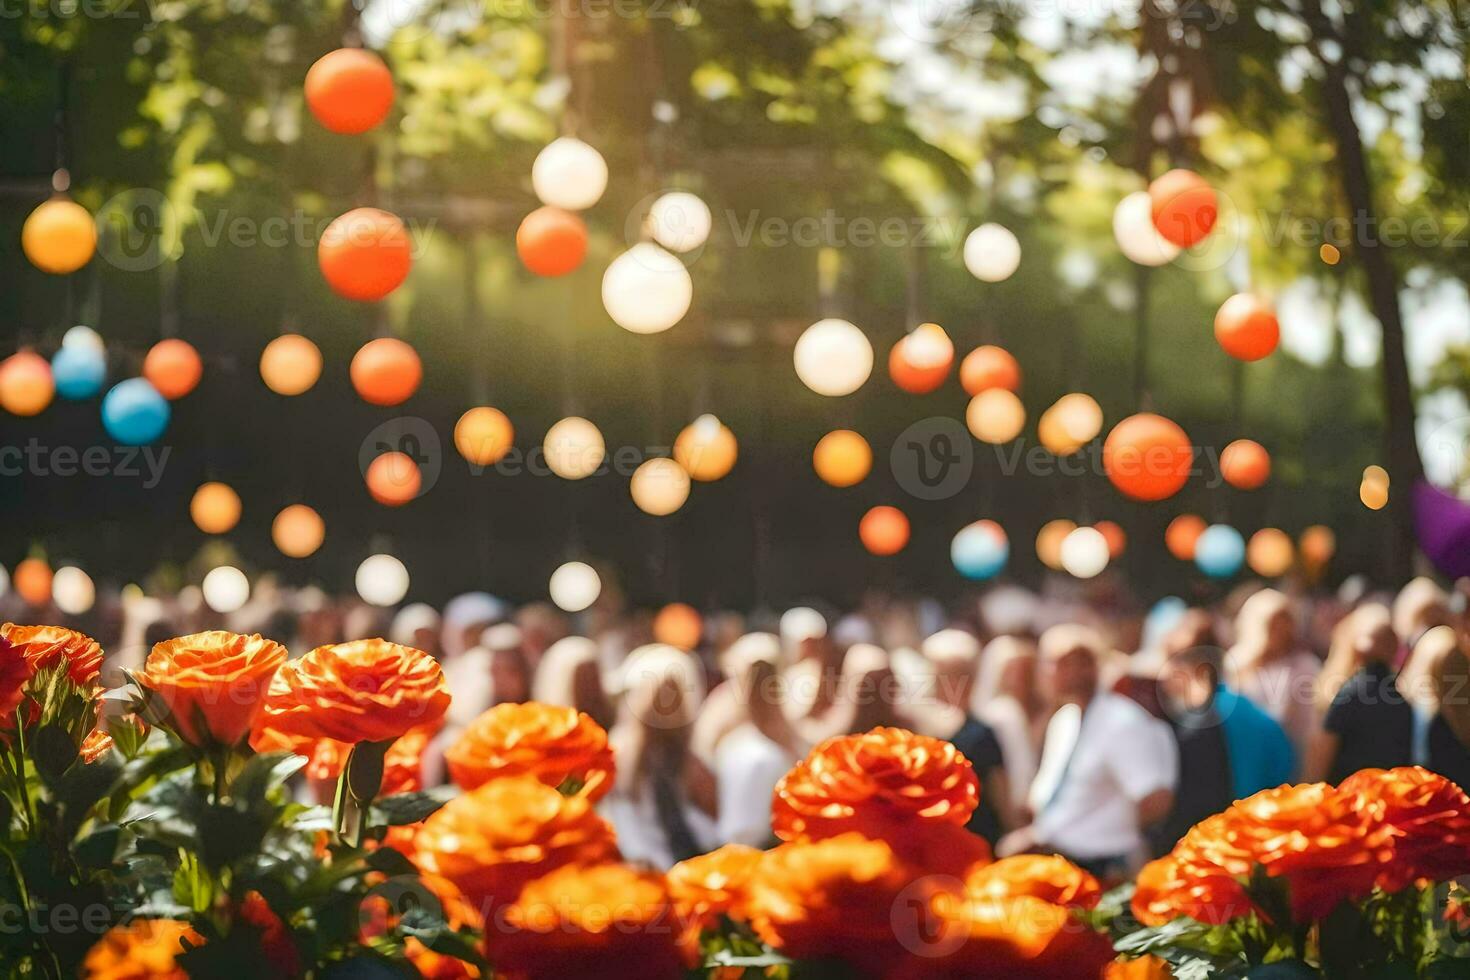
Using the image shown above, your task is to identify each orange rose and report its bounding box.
[82,919,204,980]
[488,862,685,980]
[0,635,32,718]
[773,727,980,843]
[965,855,1101,910]
[445,701,615,800]
[414,777,617,913]
[890,892,1116,980]
[1131,853,1257,927]
[139,632,288,749]
[1,623,104,686]
[668,842,763,935]
[257,639,449,745]
[1339,766,1470,890]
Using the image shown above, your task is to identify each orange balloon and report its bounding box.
[1095,520,1127,558]
[653,602,703,651]
[516,206,588,277]
[860,505,910,556]
[143,338,203,400]
[960,345,1021,396]
[1214,294,1279,362]
[454,407,514,466]
[888,324,952,394]
[673,415,738,482]
[304,48,394,135]
[1149,169,1217,247]
[1248,528,1295,578]
[272,504,326,558]
[260,334,323,396]
[365,451,421,506]
[190,482,242,534]
[351,337,422,406]
[14,558,52,608]
[1103,413,1193,502]
[319,207,412,302]
[813,430,872,488]
[0,350,55,416]
[1220,439,1271,490]
[22,196,96,274]
[1036,519,1076,570]
[1165,514,1207,561]
[1300,525,1336,567]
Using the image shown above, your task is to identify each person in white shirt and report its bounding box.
[998,624,1177,882]
[714,657,804,846]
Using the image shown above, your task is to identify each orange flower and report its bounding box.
[414,777,617,912]
[0,635,32,718]
[1131,853,1257,927]
[488,862,685,980]
[1339,766,1470,890]
[965,855,1101,910]
[82,919,204,980]
[668,842,763,934]
[139,632,288,749]
[890,892,1116,980]
[1,623,104,686]
[1105,957,1174,980]
[257,639,449,745]
[773,727,980,844]
[445,701,615,800]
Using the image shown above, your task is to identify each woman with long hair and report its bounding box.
[532,635,615,732]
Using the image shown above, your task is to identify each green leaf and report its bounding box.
[231,751,305,805]
[365,846,419,877]
[368,786,455,827]
[74,824,124,866]
[346,741,392,803]
[32,722,78,788]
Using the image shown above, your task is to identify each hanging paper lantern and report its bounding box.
[1148,169,1218,248]
[304,47,394,135]
[674,414,737,482]
[52,566,95,616]
[143,338,203,400]
[794,319,873,397]
[51,343,106,400]
[319,208,412,302]
[1103,413,1193,502]
[647,192,712,254]
[357,554,410,606]
[888,323,954,395]
[63,325,104,352]
[366,451,422,506]
[1220,439,1271,490]
[1300,525,1336,567]
[454,407,514,467]
[960,345,1020,396]
[1061,525,1110,579]
[202,565,250,614]
[653,602,702,650]
[517,206,588,277]
[0,350,55,416]
[1094,520,1127,558]
[951,521,1008,580]
[631,458,691,516]
[1247,528,1294,578]
[1038,393,1103,456]
[350,337,422,406]
[190,482,242,534]
[601,244,692,334]
[1036,519,1076,571]
[544,416,605,480]
[813,429,872,487]
[101,378,170,445]
[531,137,609,212]
[260,334,322,396]
[966,389,1025,444]
[1214,294,1279,362]
[859,506,910,556]
[22,196,96,274]
[1195,524,1246,579]
[1165,514,1207,561]
[14,558,52,607]
[1113,191,1180,267]
[963,223,1021,282]
[549,561,601,613]
[272,504,325,558]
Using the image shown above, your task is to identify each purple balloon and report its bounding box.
[1414,480,1470,578]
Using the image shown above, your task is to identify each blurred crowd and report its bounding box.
[12,570,1470,884]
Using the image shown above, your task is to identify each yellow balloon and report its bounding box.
[1247,528,1294,577]
[674,414,738,482]
[631,457,690,516]
[272,504,325,558]
[1362,464,1389,489]
[1036,519,1076,570]
[22,197,96,274]
[1360,480,1389,511]
[544,416,604,480]
[966,389,1026,444]
[455,407,514,466]
[190,482,242,535]
[260,334,323,396]
[813,430,872,488]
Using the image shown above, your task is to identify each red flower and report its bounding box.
[1,623,104,687]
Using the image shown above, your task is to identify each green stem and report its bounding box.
[12,709,33,831]
[330,766,350,846]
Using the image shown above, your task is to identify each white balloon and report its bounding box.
[549,561,602,613]
[779,606,827,646]
[630,457,691,516]
[52,566,95,615]
[793,318,873,397]
[202,565,250,613]
[963,223,1021,282]
[1113,191,1181,267]
[531,137,608,211]
[63,325,105,352]
[602,243,693,334]
[544,416,605,480]
[356,554,410,607]
[1060,526,1110,579]
[647,192,712,254]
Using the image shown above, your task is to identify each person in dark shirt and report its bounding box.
[1424,628,1470,790]
[922,630,1011,846]
[1154,639,1236,855]
[1307,607,1415,783]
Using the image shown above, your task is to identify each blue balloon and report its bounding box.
[51,344,107,400]
[951,522,1009,580]
[101,378,170,445]
[1195,524,1246,579]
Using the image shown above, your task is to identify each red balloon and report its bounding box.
[959,345,1020,396]
[888,338,950,395]
[1220,439,1271,490]
[143,338,203,400]
[351,337,422,406]
[1149,169,1217,248]
[305,48,394,135]
[1103,413,1193,502]
[319,208,412,302]
[516,207,588,277]
[1094,520,1127,558]
[366,451,421,506]
[860,505,910,555]
[1214,294,1279,362]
